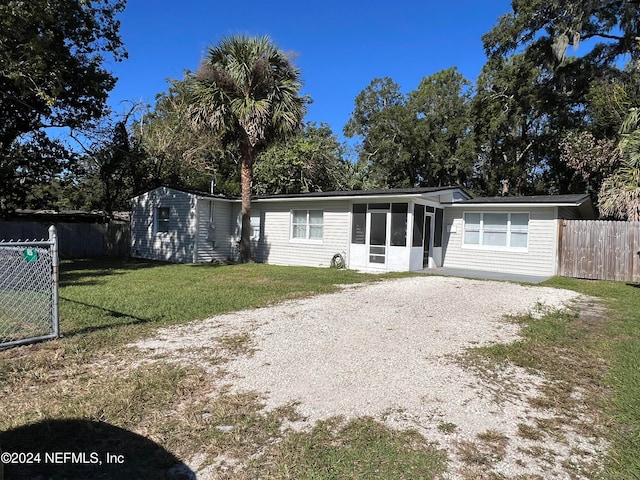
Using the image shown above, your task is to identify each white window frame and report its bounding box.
[462,211,529,251]
[155,207,170,234]
[250,211,261,240]
[290,209,323,243]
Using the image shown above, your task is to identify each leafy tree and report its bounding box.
[65,110,151,214]
[344,78,416,187]
[408,67,475,187]
[137,78,239,195]
[477,0,640,195]
[345,72,475,189]
[599,108,640,220]
[559,130,618,196]
[482,0,640,71]
[0,0,127,213]
[471,55,555,195]
[254,123,348,195]
[559,77,640,199]
[189,35,306,262]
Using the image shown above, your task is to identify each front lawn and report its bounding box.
[2,259,442,480]
[0,259,638,479]
[57,258,402,349]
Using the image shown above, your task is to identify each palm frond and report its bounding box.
[189,35,304,148]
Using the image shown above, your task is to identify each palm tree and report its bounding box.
[189,35,305,261]
[598,108,640,221]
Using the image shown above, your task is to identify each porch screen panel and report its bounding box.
[369,211,387,264]
[352,204,366,244]
[390,203,407,246]
[413,204,425,247]
[434,208,444,247]
[370,212,387,245]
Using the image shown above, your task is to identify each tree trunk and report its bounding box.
[240,146,254,262]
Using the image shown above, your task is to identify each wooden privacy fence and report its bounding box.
[0,220,130,258]
[559,220,640,282]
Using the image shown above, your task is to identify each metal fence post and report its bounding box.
[49,225,60,338]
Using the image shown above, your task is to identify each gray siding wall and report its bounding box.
[130,187,197,262]
[250,200,350,267]
[195,199,234,262]
[442,207,559,276]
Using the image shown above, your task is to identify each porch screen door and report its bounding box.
[369,210,387,264]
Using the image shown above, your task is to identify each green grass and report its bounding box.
[0,291,53,342]
[57,258,401,351]
[471,276,640,480]
[542,277,640,480]
[1,258,433,479]
[246,417,447,479]
[3,260,639,478]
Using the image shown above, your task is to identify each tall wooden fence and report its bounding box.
[559,220,640,282]
[0,220,130,258]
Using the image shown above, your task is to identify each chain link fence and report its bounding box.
[0,226,59,348]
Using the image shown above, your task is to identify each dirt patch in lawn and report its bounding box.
[131,276,607,479]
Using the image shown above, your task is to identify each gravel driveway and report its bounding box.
[133,275,606,479]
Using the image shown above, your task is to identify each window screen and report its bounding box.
[413,204,425,247]
[390,203,407,246]
[351,204,366,244]
[434,208,444,248]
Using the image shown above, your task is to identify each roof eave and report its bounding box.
[445,202,587,208]
[252,188,467,203]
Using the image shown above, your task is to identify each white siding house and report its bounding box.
[442,194,594,277]
[236,200,351,268]
[131,187,234,263]
[130,187,594,276]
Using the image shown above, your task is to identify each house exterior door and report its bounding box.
[368,205,388,266]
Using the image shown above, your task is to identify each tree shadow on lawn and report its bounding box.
[59,258,173,288]
[0,419,194,480]
[59,297,154,337]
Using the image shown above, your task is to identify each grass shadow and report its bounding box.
[59,258,173,287]
[59,297,153,337]
[0,419,194,479]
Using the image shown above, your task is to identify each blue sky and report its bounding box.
[106,1,512,139]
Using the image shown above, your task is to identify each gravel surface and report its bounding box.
[132,275,606,479]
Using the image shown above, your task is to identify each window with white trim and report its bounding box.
[156,207,170,233]
[291,210,323,241]
[463,212,529,249]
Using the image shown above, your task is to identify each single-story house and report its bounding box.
[130,186,595,277]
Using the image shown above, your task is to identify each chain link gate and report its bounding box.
[0,226,59,348]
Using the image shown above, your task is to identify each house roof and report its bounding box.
[253,186,469,201]
[137,187,594,215]
[455,193,591,206]
[445,193,597,219]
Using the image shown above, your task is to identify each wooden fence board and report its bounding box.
[560,220,640,282]
[0,220,130,258]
